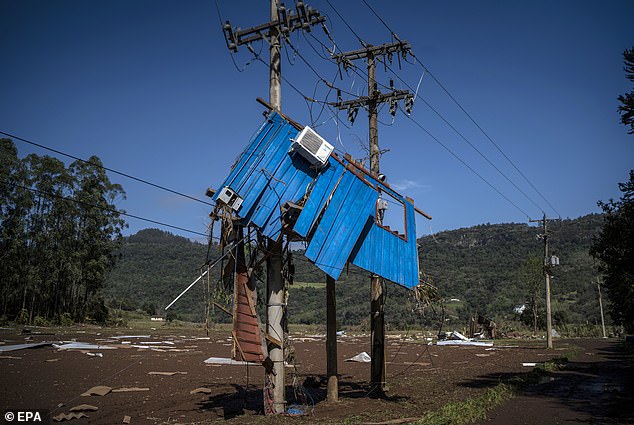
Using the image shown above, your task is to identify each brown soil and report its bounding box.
[0,327,631,424]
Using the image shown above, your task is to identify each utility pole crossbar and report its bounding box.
[223,1,325,52]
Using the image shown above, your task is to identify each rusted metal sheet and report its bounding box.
[212,111,429,288]
[232,268,264,363]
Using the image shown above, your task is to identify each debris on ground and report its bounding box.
[345,352,371,363]
[52,412,89,422]
[69,405,98,412]
[80,385,112,397]
[437,331,494,347]
[190,387,212,394]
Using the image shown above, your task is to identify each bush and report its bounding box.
[15,309,29,325]
[33,316,50,327]
[58,312,73,326]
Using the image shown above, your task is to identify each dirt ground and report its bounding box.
[0,326,631,424]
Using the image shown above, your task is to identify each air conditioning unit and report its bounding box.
[291,126,334,167]
[216,186,244,212]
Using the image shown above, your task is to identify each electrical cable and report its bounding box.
[324,0,366,47]
[379,60,546,216]
[358,0,560,217]
[0,130,215,207]
[400,107,532,219]
[2,179,211,238]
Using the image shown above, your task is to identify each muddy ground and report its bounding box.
[0,326,631,424]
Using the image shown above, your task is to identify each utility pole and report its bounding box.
[326,275,338,402]
[222,1,325,414]
[331,41,414,393]
[597,277,607,338]
[530,214,556,349]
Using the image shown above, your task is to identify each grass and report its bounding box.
[414,384,514,425]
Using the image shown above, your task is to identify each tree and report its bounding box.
[0,141,126,324]
[618,47,634,134]
[590,171,634,333]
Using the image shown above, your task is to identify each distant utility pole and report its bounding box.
[331,41,414,393]
[597,277,607,338]
[222,0,325,414]
[529,214,557,349]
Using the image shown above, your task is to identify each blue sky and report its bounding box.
[2,0,633,241]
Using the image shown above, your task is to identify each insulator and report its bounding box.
[348,106,358,124]
[405,97,414,115]
[389,99,397,117]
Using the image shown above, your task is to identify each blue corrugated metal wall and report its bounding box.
[211,112,423,288]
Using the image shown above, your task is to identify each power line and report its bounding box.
[380,59,546,216]
[0,130,215,207]
[324,0,366,47]
[2,178,210,238]
[401,107,531,219]
[357,0,560,218]
[409,52,562,218]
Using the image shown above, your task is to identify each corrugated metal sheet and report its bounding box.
[212,112,426,288]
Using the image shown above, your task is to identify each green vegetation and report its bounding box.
[415,384,514,425]
[104,214,605,332]
[617,46,634,134]
[590,171,634,333]
[0,138,125,324]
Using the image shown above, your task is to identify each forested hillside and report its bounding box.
[105,214,606,330]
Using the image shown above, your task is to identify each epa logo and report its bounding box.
[4,411,43,423]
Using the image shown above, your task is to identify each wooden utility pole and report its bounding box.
[597,277,607,338]
[326,275,338,402]
[331,41,414,393]
[530,214,555,349]
[221,1,325,414]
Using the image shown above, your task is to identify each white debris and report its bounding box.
[204,357,259,366]
[345,352,371,363]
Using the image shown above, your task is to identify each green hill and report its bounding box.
[104,214,606,330]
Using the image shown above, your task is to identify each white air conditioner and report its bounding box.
[217,186,244,211]
[291,126,334,167]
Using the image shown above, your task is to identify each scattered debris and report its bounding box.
[81,385,112,397]
[112,335,150,339]
[522,362,538,367]
[551,328,561,338]
[53,342,116,351]
[46,358,61,362]
[122,415,131,424]
[190,387,212,394]
[475,354,491,357]
[112,387,150,393]
[437,331,493,346]
[148,371,188,376]
[203,357,259,366]
[0,355,22,359]
[69,404,98,412]
[52,412,88,422]
[86,352,103,357]
[345,352,371,363]
[0,342,53,352]
[286,404,308,416]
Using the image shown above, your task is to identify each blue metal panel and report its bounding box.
[305,171,376,280]
[350,199,419,287]
[211,111,424,288]
[293,160,345,238]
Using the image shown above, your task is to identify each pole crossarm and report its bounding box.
[330,89,412,110]
[223,1,325,52]
[331,41,411,64]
